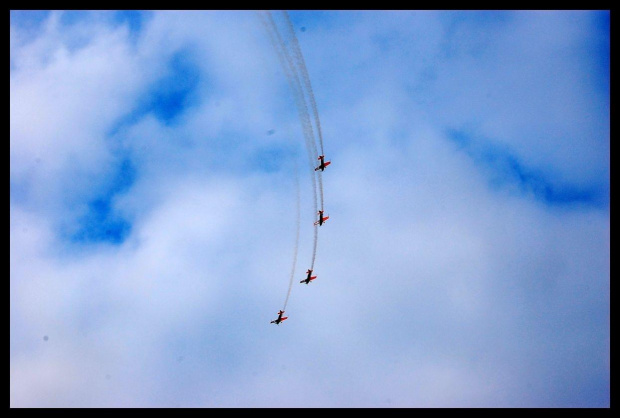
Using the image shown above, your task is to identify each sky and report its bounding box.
[10,10,610,408]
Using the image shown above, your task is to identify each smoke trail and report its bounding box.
[318,168,324,213]
[282,161,300,310]
[258,12,323,313]
[282,11,325,157]
[260,11,321,269]
[264,12,319,170]
[280,11,325,213]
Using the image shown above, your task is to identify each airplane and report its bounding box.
[314,210,329,226]
[314,155,331,172]
[300,269,317,284]
[270,310,288,325]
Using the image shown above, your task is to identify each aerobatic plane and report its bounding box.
[270,310,288,325]
[314,210,329,226]
[314,155,331,171]
[300,269,317,284]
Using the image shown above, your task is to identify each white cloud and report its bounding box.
[10,10,609,407]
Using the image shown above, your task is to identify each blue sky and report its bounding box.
[10,10,609,407]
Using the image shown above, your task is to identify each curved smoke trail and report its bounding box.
[282,11,325,158]
[269,13,322,269]
[258,11,321,311]
[261,11,321,267]
[282,161,300,310]
[281,11,325,213]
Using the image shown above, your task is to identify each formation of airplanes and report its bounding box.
[272,155,330,325]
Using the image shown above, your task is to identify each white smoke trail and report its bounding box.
[267,12,321,269]
[263,12,319,172]
[258,11,321,304]
[282,161,300,310]
[280,11,325,213]
[282,10,325,157]
[264,11,322,268]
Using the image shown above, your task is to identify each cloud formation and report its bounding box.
[10,10,609,407]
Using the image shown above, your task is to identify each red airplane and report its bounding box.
[314,210,329,226]
[300,269,317,284]
[270,310,288,325]
[314,155,331,172]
